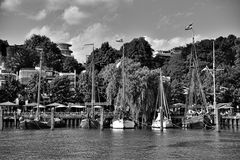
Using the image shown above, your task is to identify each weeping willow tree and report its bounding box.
[100,58,169,124]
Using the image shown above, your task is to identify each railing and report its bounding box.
[20,111,114,119]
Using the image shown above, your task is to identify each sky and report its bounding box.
[0,0,240,63]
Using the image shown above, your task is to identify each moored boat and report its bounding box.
[112,118,135,129]
[152,113,173,128]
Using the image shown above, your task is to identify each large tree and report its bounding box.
[123,37,154,68]
[24,34,64,72]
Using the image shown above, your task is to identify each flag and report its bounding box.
[116,61,121,68]
[116,39,123,42]
[185,23,193,30]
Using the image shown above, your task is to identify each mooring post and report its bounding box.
[0,107,3,130]
[100,107,104,130]
[51,107,54,130]
[160,107,163,131]
[14,111,17,129]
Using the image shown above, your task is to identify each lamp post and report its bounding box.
[35,46,43,120]
[84,43,95,117]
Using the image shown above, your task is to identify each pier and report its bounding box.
[0,109,114,130]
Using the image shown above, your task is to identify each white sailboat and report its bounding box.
[152,69,173,129]
[112,39,135,129]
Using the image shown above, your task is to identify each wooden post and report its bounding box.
[51,107,54,130]
[66,119,69,127]
[0,107,3,130]
[14,111,17,129]
[69,119,72,127]
[160,107,163,131]
[100,107,104,130]
[79,118,81,128]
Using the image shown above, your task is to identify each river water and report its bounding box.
[1,128,240,160]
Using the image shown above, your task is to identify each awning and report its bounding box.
[0,101,18,106]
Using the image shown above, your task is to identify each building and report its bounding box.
[0,64,18,88]
[18,68,38,85]
[154,48,182,57]
[57,43,73,57]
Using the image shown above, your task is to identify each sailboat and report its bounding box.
[152,69,173,129]
[112,39,135,129]
[80,44,99,129]
[19,47,50,129]
[183,24,212,129]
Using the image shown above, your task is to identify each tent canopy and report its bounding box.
[56,104,68,108]
[23,102,38,107]
[0,101,18,106]
[33,104,46,108]
[70,105,86,108]
[46,102,64,107]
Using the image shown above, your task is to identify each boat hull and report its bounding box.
[19,119,50,129]
[152,119,173,128]
[112,119,135,129]
[184,114,212,129]
[80,118,99,129]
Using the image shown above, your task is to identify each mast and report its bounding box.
[122,42,125,113]
[91,44,95,117]
[36,47,43,120]
[84,43,95,117]
[213,40,220,132]
[185,24,207,115]
[160,68,163,131]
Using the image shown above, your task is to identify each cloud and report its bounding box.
[1,0,22,11]
[62,6,88,25]
[144,35,205,52]
[26,25,70,43]
[70,23,112,63]
[28,9,47,20]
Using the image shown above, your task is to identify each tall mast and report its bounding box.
[213,40,220,132]
[84,43,95,117]
[160,68,163,131]
[36,47,43,120]
[122,42,125,111]
[91,45,95,116]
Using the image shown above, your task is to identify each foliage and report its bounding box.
[5,45,39,73]
[24,34,64,72]
[49,76,75,104]
[124,37,153,68]
[0,76,23,103]
[85,42,120,72]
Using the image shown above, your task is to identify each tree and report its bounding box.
[25,73,49,103]
[24,34,64,72]
[62,56,79,73]
[100,58,170,124]
[124,37,153,68]
[49,76,74,104]
[85,42,120,72]
[0,76,23,102]
[5,45,39,73]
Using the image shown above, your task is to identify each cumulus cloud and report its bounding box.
[63,6,88,25]
[26,25,70,43]
[29,10,47,20]
[70,23,112,63]
[144,35,204,52]
[1,0,22,11]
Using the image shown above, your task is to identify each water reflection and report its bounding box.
[0,128,240,160]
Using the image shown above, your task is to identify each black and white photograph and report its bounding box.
[0,0,240,159]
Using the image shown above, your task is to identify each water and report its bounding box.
[1,128,240,160]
